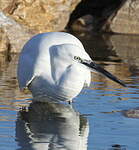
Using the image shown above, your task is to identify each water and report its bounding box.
[0,33,139,150]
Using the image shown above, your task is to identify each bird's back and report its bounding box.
[17,32,91,101]
[17,32,84,90]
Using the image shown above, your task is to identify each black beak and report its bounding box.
[82,61,126,87]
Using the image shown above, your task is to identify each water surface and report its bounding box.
[0,33,139,150]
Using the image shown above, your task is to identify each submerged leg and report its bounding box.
[67,99,75,104]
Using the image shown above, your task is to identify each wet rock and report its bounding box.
[0,54,22,101]
[1,0,81,33]
[0,28,10,53]
[123,108,139,118]
[110,0,139,34]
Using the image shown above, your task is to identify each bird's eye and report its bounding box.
[74,56,83,63]
[74,56,80,60]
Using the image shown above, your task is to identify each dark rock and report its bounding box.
[67,0,125,32]
[123,108,139,118]
[67,0,139,34]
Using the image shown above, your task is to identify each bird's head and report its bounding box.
[74,55,126,87]
[51,43,126,87]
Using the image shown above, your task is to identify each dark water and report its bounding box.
[0,33,139,150]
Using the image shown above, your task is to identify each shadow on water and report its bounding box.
[71,32,139,64]
[16,100,89,150]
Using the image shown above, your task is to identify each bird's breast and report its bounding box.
[53,64,90,100]
[29,65,90,101]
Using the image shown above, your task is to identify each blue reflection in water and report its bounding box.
[73,79,139,150]
[0,108,18,150]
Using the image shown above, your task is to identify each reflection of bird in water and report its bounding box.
[17,32,126,102]
[16,101,89,150]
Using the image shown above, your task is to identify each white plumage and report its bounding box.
[17,32,91,102]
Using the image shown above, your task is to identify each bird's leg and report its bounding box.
[67,99,75,104]
[66,99,72,104]
[68,100,72,105]
[20,106,27,112]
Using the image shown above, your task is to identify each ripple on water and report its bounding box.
[0,98,31,150]
[0,107,17,150]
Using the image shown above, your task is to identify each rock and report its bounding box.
[67,0,139,34]
[0,11,33,53]
[0,28,10,53]
[1,0,81,33]
[69,15,93,32]
[67,0,124,32]
[123,108,139,118]
[0,0,81,53]
[110,0,139,34]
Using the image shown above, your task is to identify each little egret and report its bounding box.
[17,32,126,102]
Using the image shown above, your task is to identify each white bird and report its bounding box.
[17,32,126,102]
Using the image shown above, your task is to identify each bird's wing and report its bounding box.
[17,53,36,91]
